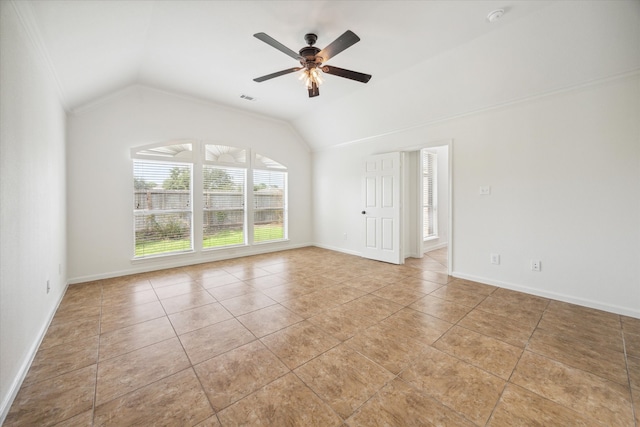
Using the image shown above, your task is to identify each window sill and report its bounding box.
[202,243,249,253]
[253,238,290,246]
[423,235,439,242]
[131,249,195,263]
[131,239,291,263]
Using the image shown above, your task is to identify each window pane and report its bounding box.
[204,144,246,164]
[423,206,434,237]
[253,170,286,242]
[134,161,192,257]
[135,212,192,257]
[203,166,246,248]
[422,151,437,239]
[255,153,286,170]
[135,143,192,159]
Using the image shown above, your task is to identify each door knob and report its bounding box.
[361,211,366,215]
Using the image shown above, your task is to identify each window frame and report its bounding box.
[131,140,288,259]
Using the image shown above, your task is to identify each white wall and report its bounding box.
[296,1,640,150]
[67,86,312,282]
[312,74,640,317]
[0,2,67,420]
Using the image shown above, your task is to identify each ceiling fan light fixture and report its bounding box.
[299,67,323,89]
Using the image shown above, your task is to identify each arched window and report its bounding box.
[132,141,287,258]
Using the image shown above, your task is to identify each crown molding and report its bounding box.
[9,0,69,111]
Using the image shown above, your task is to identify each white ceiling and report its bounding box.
[13,1,640,150]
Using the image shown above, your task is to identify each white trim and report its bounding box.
[0,282,69,424]
[394,139,453,272]
[313,69,640,153]
[313,243,362,258]
[69,242,312,284]
[451,271,640,318]
[9,0,69,111]
[424,241,448,253]
[447,140,453,276]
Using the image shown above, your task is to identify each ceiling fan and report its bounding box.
[253,30,372,98]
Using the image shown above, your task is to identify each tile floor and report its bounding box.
[5,247,640,426]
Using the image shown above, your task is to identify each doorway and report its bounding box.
[402,141,452,274]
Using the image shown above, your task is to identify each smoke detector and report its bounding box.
[487,9,505,23]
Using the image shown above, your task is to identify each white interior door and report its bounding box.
[361,152,403,264]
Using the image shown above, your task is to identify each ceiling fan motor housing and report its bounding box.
[304,33,318,46]
[299,46,322,68]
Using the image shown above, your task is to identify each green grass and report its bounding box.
[135,238,192,257]
[203,229,244,248]
[254,225,284,242]
[136,225,284,257]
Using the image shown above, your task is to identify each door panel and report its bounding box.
[365,217,377,248]
[382,175,394,207]
[365,177,376,207]
[361,152,403,264]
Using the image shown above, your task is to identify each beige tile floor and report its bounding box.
[5,247,640,426]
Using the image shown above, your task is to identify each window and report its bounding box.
[253,154,287,243]
[133,160,193,257]
[203,166,246,248]
[253,169,287,242]
[422,150,437,240]
[132,141,287,258]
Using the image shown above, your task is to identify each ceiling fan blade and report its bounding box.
[308,81,320,98]
[317,30,360,63]
[322,65,372,83]
[254,33,303,61]
[253,67,303,83]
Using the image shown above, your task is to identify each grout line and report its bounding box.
[620,317,638,426]
[16,246,638,425]
[91,283,105,427]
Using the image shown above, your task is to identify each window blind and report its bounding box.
[132,141,288,256]
[253,169,287,242]
[422,151,437,239]
[203,166,246,248]
[133,160,193,257]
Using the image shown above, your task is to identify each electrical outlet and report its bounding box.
[480,186,491,195]
[490,253,500,265]
[46,279,50,294]
[531,260,541,272]
[343,233,348,240]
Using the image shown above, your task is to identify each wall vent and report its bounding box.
[240,94,257,101]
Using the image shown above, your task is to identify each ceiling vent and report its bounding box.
[487,9,505,23]
[240,94,257,101]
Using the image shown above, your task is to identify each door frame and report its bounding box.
[399,139,453,276]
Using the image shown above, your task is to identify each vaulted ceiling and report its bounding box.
[12,0,640,150]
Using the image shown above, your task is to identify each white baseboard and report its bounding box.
[451,271,640,319]
[68,242,314,284]
[424,241,448,253]
[0,283,69,424]
[312,243,362,257]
